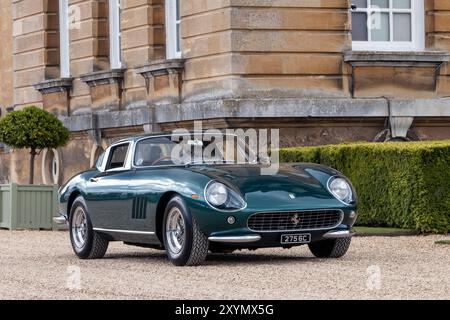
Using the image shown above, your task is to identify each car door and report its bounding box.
[85,142,135,230]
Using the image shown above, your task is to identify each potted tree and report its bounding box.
[0,106,69,230]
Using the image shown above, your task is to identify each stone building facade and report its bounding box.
[1,0,450,184]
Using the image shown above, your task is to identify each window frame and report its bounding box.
[165,0,182,59]
[95,151,105,170]
[352,0,425,52]
[109,0,122,69]
[59,0,70,78]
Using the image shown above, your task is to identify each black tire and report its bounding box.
[69,196,109,259]
[308,237,351,258]
[162,196,209,266]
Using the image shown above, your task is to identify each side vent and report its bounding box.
[132,197,147,220]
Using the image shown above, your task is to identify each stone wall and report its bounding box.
[427,0,450,95]
[121,0,165,110]
[0,0,14,112]
[12,0,60,108]
[182,0,351,101]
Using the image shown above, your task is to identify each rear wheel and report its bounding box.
[308,238,351,258]
[69,196,109,259]
[163,196,209,266]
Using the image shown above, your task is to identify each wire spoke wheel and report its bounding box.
[166,207,186,255]
[72,207,88,249]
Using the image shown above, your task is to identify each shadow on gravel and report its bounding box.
[205,253,317,266]
[103,251,167,261]
[102,250,319,266]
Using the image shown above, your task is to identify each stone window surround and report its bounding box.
[80,69,125,87]
[34,60,181,101]
[109,0,122,70]
[33,78,74,95]
[344,50,450,100]
[135,59,185,104]
[344,51,450,67]
[59,0,70,78]
[165,0,182,60]
[135,59,184,78]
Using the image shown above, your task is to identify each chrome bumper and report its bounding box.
[323,230,355,239]
[53,215,68,225]
[208,235,261,243]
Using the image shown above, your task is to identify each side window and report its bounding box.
[106,144,129,170]
[134,137,175,167]
[95,152,105,169]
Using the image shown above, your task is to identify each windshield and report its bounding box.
[134,134,257,167]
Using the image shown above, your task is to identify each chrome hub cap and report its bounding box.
[72,207,88,249]
[166,208,186,255]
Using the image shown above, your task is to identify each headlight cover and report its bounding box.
[328,177,354,205]
[204,181,246,211]
[205,182,228,206]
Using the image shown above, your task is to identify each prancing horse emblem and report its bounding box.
[288,193,296,199]
[291,214,301,226]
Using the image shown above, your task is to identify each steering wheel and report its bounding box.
[151,156,173,166]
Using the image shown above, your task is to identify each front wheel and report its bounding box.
[69,196,109,259]
[163,196,209,266]
[308,237,351,258]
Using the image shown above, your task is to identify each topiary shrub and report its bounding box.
[0,106,70,184]
[280,141,450,234]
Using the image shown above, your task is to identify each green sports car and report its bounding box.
[55,132,357,266]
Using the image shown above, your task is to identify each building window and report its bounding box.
[166,0,181,59]
[109,0,122,69]
[59,0,70,78]
[351,0,424,51]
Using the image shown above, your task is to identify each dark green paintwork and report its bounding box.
[58,135,357,248]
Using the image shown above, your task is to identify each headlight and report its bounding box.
[328,177,353,204]
[205,182,228,206]
[204,181,247,211]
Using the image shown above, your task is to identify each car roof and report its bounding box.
[114,131,236,144]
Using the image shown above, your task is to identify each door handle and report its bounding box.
[120,192,128,199]
[90,178,99,183]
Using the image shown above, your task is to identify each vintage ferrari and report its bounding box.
[55,132,358,266]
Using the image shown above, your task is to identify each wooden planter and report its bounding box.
[0,184,59,230]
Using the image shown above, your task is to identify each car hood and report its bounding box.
[187,164,341,210]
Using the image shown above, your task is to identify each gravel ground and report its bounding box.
[0,230,449,300]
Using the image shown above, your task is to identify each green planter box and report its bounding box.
[0,184,59,230]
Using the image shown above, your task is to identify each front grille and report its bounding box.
[247,210,343,232]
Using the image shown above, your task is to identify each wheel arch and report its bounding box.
[155,191,180,242]
[67,190,82,219]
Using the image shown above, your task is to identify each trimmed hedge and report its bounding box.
[280,141,450,234]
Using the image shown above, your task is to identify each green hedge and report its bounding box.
[280,141,450,234]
